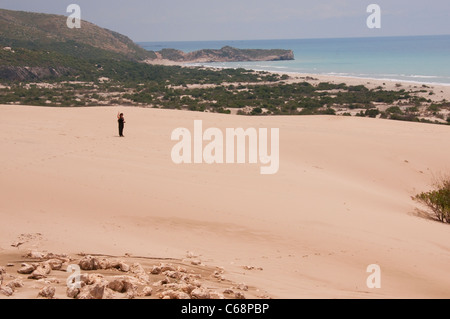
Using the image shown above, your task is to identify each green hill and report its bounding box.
[0,8,151,61]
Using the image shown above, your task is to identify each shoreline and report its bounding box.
[143,58,450,103]
[183,62,450,87]
[178,62,450,102]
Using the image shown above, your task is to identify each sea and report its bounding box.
[139,35,450,86]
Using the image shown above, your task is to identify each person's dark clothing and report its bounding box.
[118,118,125,137]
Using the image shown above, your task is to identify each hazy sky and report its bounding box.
[1,0,449,42]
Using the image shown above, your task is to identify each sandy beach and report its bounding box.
[1,94,450,298]
[283,72,450,103]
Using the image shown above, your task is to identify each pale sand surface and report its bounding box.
[1,103,450,299]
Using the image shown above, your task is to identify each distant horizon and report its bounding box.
[136,33,450,45]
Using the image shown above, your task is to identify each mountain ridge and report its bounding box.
[150,46,294,63]
[0,8,152,61]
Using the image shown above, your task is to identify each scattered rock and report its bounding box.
[180,284,196,295]
[160,263,176,272]
[242,265,264,271]
[46,259,63,271]
[98,258,111,270]
[108,279,127,293]
[177,266,188,273]
[223,288,234,295]
[0,286,14,297]
[130,263,149,284]
[79,256,101,271]
[164,271,181,279]
[27,251,45,259]
[107,276,138,295]
[38,286,55,299]
[0,251,261,300]
[191,260,202,266]
[161,290,191,300]
[150,265,162,275]
[17,263,36,275]
[67,287,80,299]
[191,287,210,299]
[45,253,70,262]
[11,241,25,248]
[118,261,130,272]
[153,277,170,286]
[186,251,198,259]
[142,286,153,297]
[213,270,225,281]
[44,277,60,285]
[104,288,119,300]
[77,283,106,300]
[126,289,137,299]
[235,292,246,299]
[6,263,14,267]
[190,279,202,288]
[28,263,51,280]
[210,291,225,299]
[7,279,24,289]
[213,270,223,276]
[79,273,106,287]
[235,283,248,291]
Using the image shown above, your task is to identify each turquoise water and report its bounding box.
[139,35,450,85]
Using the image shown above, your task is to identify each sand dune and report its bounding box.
[1,104,450,299]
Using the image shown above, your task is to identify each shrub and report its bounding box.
[251,107,263,115]
[414,178,450,223]
[407,106,419,113]
[386,106,403,114]
[428,104,441,112]
[365,109,380,118]
[319,108,336,115]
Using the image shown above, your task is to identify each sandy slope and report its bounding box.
[1,104,450,299]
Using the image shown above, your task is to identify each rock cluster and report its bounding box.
[0,267,24,297]
[1,251,255,299]
[78,255,130,272]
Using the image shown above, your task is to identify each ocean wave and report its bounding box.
[409,75,440,79]
[323,74,450,86]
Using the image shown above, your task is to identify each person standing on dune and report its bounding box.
[117,112,126,137]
